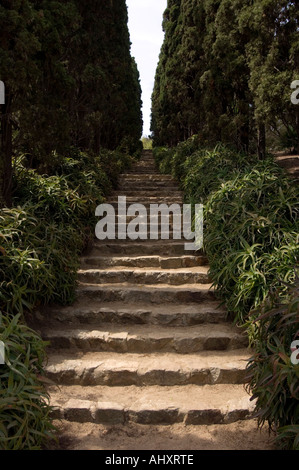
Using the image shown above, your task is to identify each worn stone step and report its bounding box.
[77,282,215,304]
[98,213,186,225]
[80,255,209,269]
[113,216,185,225]
[119,174,176,181]
[45,350,250,387]
[42,322,247,353]
[49,384,254,425]
[110,190,183,197]
[77,267,210,286]
[92,241,198,256]
[110,196,183,207]
[127,170,160,175]
[109,196,183,204]
[117,183,179,190]
[112,222,189,233]
[127,168,158,174]
[40,301,227,327]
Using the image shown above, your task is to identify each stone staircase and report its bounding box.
[37,150,256,444]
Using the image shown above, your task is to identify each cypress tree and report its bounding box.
[0,0,142,204]
[152,0,299,154]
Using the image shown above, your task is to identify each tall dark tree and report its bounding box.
[151,0,299,155]
[68,0,142,154]
[0,0,142,205]
[0,0,41,206]
[240,0,299,156]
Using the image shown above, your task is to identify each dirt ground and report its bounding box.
[47,419,276,451]
[275,153,299,179]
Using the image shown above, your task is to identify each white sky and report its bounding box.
[126,0,167,137]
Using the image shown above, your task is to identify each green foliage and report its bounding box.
[154,139,299,327]
[0,313,55,450]
[152,0,299,154]
[0,206,81,314]
[246,280,299,450]
[204,161,299,324]
[141,138,153,150]
[0,0,142,203]
[0,149,133,316]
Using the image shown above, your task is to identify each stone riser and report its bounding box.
[91,243,197,256]
[77,269,210,286]
[119,174,175,181]
[51,403,252,426]
[44,331,247,354]
[46,365,247,387]
[117,183,179,190]
[110,191,183,197]
[126,170,159,174]
[106,197,183,207]
[49,383,254,426]
[45,303,227,327]
[80,255,209,269]
[77,284,215,304]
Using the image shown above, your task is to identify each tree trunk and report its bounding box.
[1,93,13,207]
[257,123,266,159]
[240,122,249,154]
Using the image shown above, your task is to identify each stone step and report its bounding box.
[128,167,158,173]
[98,234,190,242]
[127,171,159,175]
[45,349,250,387]
[92,240,198,256]
[95,230,194,241]
[109,200,184,209]
[77,282,215,304]
[114,215,186,224]
[80,254,209,269]
[110,190,183,197]
[119,174,176,181]
[42,322,247,353]
[77,267,210,286]
[127,165,158,170]
[117,182,179,190]
[49,384,254,425]
[39,301,227,327]
[112,222,190,233]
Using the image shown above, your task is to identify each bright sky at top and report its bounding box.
[126,0,167,137]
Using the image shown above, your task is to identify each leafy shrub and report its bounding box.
[204,161,299,325]
[0,148,133,317]
[154,139,299,327]
[0,203,82,316]
[0,313,55,450]
[246,280,299,450]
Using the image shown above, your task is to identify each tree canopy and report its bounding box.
[151,0,299,155]
[0,0,143,205]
